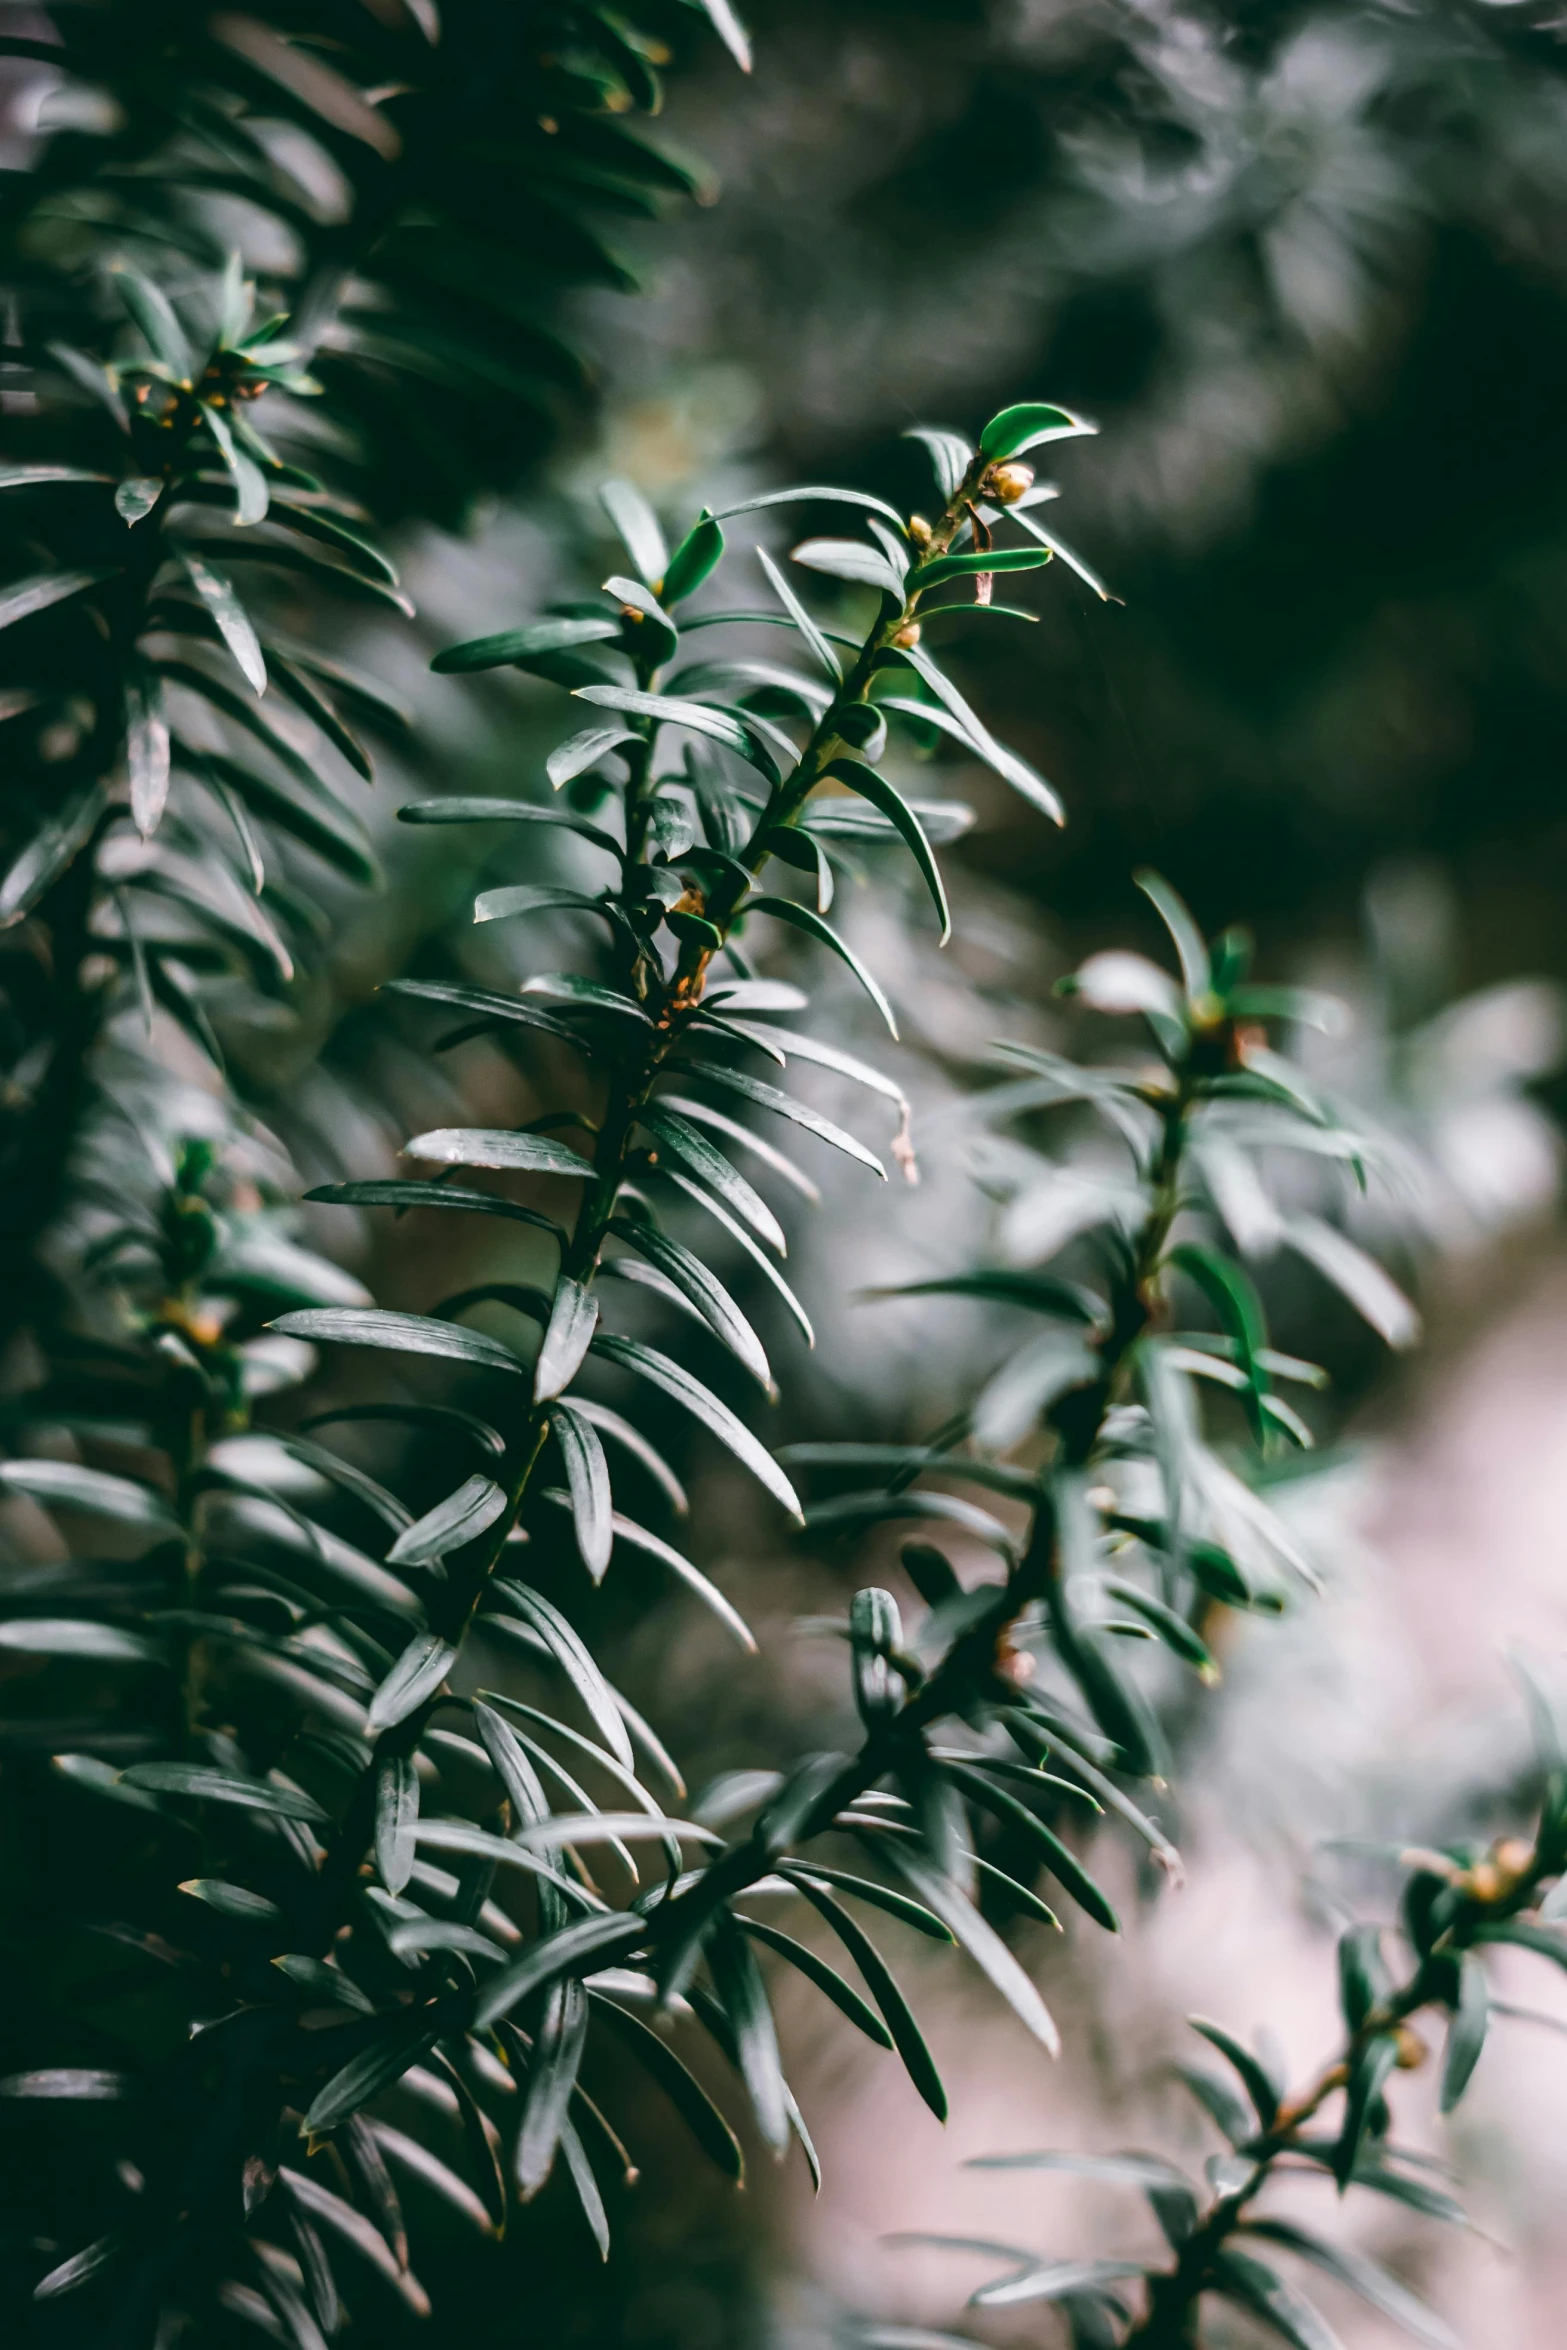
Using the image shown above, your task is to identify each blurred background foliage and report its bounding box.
[586,0,1567,971]
[5,0,1567,2343]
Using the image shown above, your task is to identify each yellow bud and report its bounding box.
[985,461,1035,505]
[892,620,921,650]
[1393,2025,1428,2071]
[907,514,933,549]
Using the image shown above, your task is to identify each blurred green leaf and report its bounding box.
[978,404,1096,458]
[592,1330,801,1521]
[271,1307,529,1378]
[0,1618,160,1663]
[884,1844,1060,2056]
[433,616,621,674]
[1440,1953,1489,2112]
[708,1916,790,2153]
[302,2016,441,2139]
[600,479,669,588]
[535,1275,601,1404]
[1334,2033,1399,2188]
[662,513,726,604]
[1213,2248,1342,2350]
[589,1989,745,2180]
[1241,2220,1459,2349]
[551,1402,614,1581]
[388,1477,508,1567]
[0,1459,178,1532]
[639,1104,787,1253]
[746,896,898,1037]
[913,546,1053,593]
[487,1582,635,1769]
[791,1875,946,2118]
[374,1754,419,1897]
[403,1127,596,1178]
[120,1763,325,1821]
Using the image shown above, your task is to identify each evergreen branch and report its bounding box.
[304,431,1034,1924]
[1121,1812,1567,2347]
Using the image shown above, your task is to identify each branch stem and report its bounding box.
[314,454,1005,1920]
[639,1066,1199,1952]
[1123,1910,1546,2344]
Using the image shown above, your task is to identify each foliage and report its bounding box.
[0,0,716,1354]
[0,339,1438,2336]
[885,1713,1567,2348]
[0,11,1559,2350]
[0,0,725,517]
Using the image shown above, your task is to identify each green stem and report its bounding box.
[672,453,992,993]
[643,1067,1200,1949]
[315,457,1003,1915]
[1121,1934,1529,2344]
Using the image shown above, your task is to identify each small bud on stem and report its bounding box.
[984,461,1035,505]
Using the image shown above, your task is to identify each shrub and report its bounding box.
[0,13,1558,2350]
